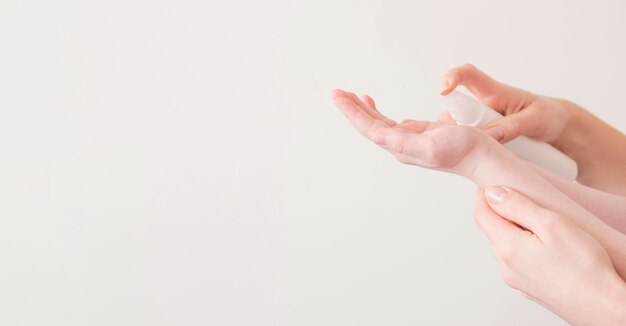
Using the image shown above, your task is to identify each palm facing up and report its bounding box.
[331,89,493,177]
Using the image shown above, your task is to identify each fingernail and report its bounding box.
[439,79,450,94]
[373,130,387,145]
[485,127,504,142]
[485,186,509,204]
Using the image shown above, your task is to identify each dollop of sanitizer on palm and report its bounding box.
[442,90,578,180]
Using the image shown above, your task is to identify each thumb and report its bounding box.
[482,108,537,143]
[484,186,559,239]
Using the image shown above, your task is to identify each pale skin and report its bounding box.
[440,64,626,196]
[476,186,626,326]
[331,64,626,324]
[439,63,626,234]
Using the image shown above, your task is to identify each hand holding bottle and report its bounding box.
[331,86,626,283]
[440,63,626,195]
[440,63,571,144]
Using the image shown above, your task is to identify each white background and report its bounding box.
[2,0,626,325]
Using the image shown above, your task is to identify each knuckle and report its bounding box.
[505,119,522,139]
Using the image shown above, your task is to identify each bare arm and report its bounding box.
[332,88,626,280]
[532,165,626,235]
[468,141,626,280]
[475,186,626,326]
[553,102,626,195]
[441,64,626,195]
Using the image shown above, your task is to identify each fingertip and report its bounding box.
[332,96,358,115]
[362,94,376,108]
[439,81,450,96]
[331,89,346,100]
[439,77,458,95]
[473,188,503,235]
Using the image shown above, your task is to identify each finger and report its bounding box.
[484,186,559,239]
[357,93,396,126]
[396,119,431,133]
[333,96,389,139]
[371,127,446,168]
[361,94,377,110]
[436,111,456,125]
[440,64,536,116]
[481,107,545,143]
[440,63,504,98]
[371,127,424,153]
[333,89,397,126]
[391,151,420,165]
[474,188,531,245]
[345,91,397,126]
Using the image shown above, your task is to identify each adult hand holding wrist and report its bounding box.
[475,186,626,325]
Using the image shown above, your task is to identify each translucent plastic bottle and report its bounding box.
[442,90,578,180]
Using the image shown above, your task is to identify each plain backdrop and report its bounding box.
[2,0,626,325]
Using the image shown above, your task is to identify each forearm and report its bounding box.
[465,140,626,279]
[532,165,626,235]
[552,100,626,196]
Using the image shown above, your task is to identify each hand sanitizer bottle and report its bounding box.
[442,90,578,180]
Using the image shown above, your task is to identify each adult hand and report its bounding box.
[441,63,626,194]
[440,64,572,145]
[475,186,626,325]
[331,89,495,176]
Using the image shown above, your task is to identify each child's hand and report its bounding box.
[331,89,494,177]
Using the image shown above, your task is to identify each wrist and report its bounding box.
[449,131,498,179]
[455,135,506,183]
[550,100,600,182]
[549,99,585,158]
[552,99,586,150]
[552,99,626,192]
